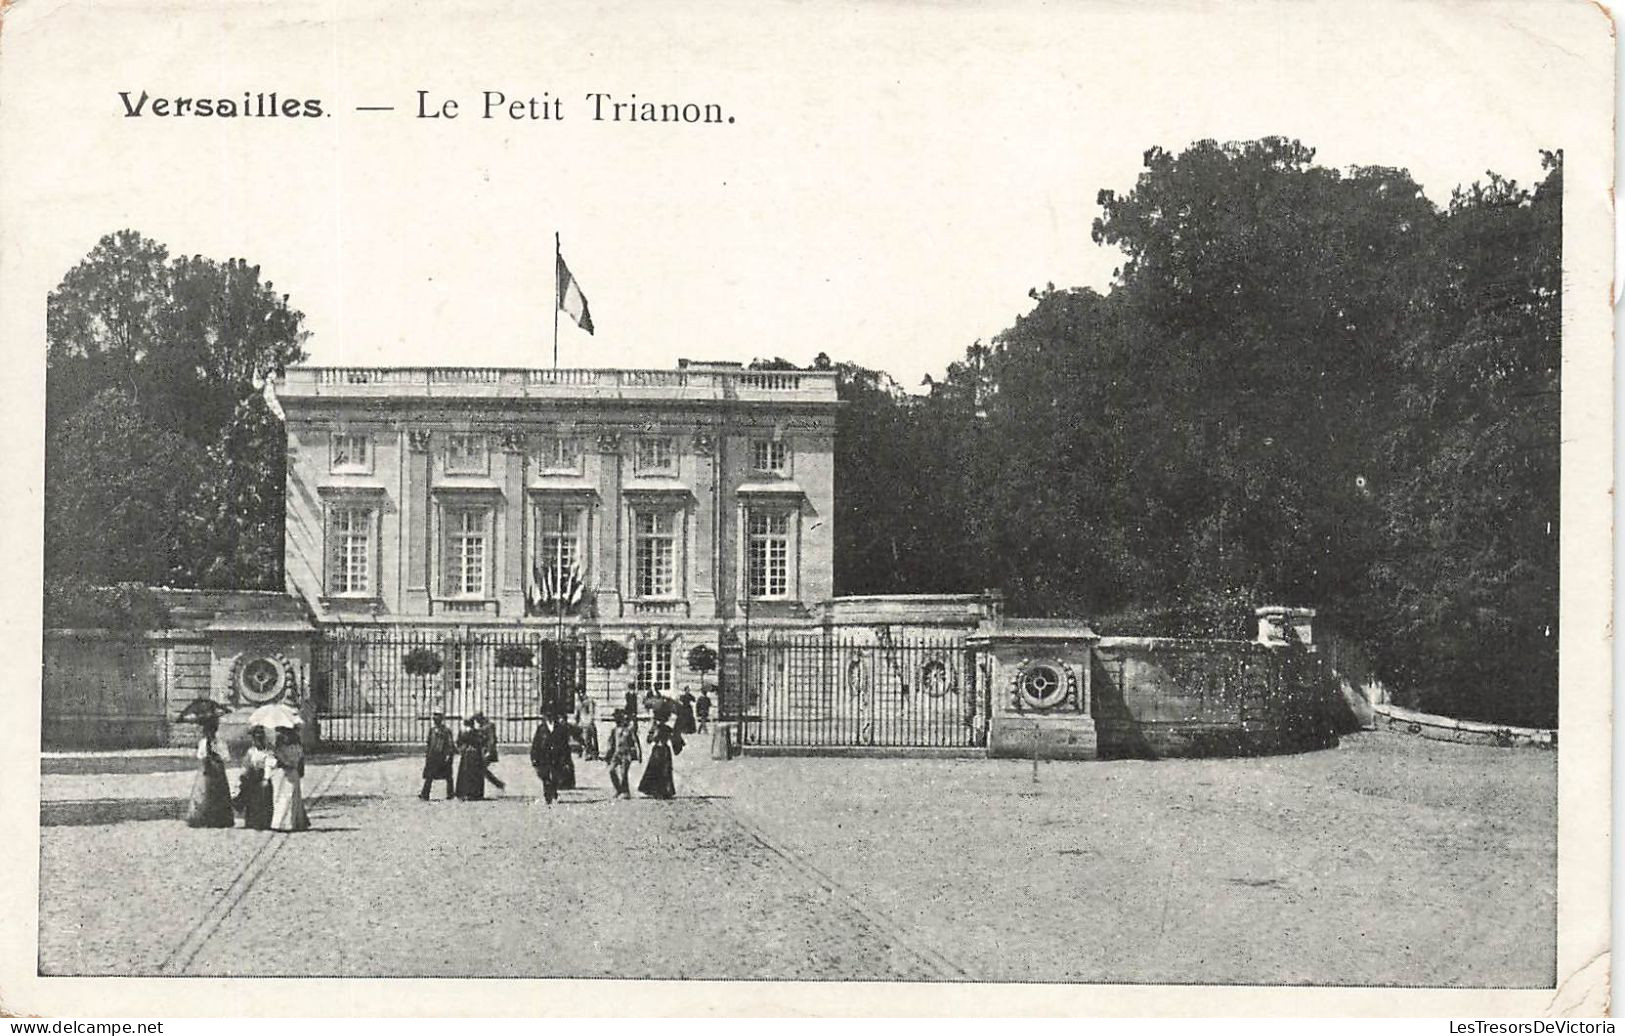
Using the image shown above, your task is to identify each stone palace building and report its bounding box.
[275,361,841,714]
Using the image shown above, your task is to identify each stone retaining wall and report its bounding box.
[42,590,316,751]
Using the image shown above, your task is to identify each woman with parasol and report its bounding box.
[249,702,310,832]
[235,727,274,830]
[267,725,310,831]
[178,699,235,828]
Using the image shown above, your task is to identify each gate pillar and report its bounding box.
[969,620,1099,760]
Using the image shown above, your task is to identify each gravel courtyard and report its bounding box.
[38,731,1556,985]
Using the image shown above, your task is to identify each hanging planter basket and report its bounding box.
[592,639,629,672]
[686,643,719,675]
[403,648,444,677]
[495,645,535,669]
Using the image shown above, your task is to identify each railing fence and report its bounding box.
[726,629,984,748]
[313,627,585,745]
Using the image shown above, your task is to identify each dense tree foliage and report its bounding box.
[43,576,171,631]
[820,140,1560,726]
[1368,156,1561,724]
[45,389,210,586]
[45,231,309,591]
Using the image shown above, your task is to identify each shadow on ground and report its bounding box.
[42,798,183,826]
[44,796,374,829]
[40,748,422,778]
[42,756,196,776]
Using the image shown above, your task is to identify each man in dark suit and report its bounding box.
[419,709,456,800]
[473,711,506,791]
[529,713,574,805]
[695,685,713,733]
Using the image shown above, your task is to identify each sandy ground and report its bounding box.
[38,731,1555,985]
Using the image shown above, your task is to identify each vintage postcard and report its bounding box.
[0,0,1612,1018]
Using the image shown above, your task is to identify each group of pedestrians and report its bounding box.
[667,687,712,738]
[185,713,309,832]
[419,710,513,800]
[420,687,707,804]
[182,685,711,827]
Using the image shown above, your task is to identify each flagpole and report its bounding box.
[553,232,561,370]
[557,504,566,700]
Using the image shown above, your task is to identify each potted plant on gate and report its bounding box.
[592,638,629,676]
[686,643,718,679]
[403,647,443,713]
[588,638,627,707]
[494,645,534,669]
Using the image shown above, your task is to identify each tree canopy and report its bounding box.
[45,231,309,591]
[820,139,1560,726]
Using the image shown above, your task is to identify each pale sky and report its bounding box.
[0,0,1605,389]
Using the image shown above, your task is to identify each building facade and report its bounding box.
[275,362,837,709]
[271,364,1346,754]
[42,367,1352,756]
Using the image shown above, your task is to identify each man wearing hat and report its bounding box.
[420,709,457,800]
[603,708,641,800]
[529,711,574,805]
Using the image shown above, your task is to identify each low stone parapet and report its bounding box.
[1371,703,1556,749]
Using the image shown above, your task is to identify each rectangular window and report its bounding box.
[443,507,489,597]
[634,436,676,475]
[533,506,585,595]
[322,640,368,711]
[448,643,477,697]
[536,436,582,475]
[445,433,488,475]
[747,510,791,598]
[636,641,673,692]
[751,439,789,474]
[327,507,374,597]
[330,432,371,473]
[633,509,678,598]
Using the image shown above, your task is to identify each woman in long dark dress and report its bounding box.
[675,691,697,735]
[186,715,236,828]
[636,715,684,800]
[557,716,578,791]
[454,718,487,801]
[235,727,274,830]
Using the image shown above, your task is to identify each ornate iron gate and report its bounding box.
[737,629,984,748]
[312,628,585,745]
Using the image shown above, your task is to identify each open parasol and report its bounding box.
[176,697,232,724]
[247,702,303,730]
